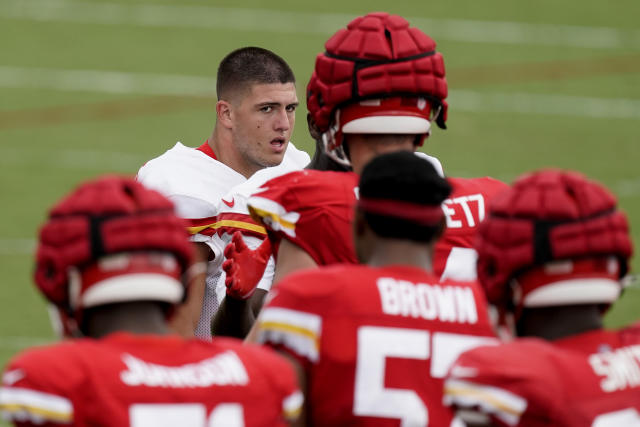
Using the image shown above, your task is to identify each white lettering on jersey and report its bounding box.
[442,194,485,229]
[377,277,478,324]
[120,351,249,388]
[589,345,640,392]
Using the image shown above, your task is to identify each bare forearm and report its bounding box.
[211,290,266,338]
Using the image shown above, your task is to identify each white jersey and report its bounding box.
[137,141,309,338]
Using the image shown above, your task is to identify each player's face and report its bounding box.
[230,82,298,176]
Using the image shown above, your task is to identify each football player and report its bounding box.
[211,130,351,337]
[217,13,506,339]
[251,151,498,425]
[136,47,309,338]
[252,12,505,283]
[443,169,638,426]
[0,176,302,426]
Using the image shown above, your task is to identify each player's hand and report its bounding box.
[223,231,272,300]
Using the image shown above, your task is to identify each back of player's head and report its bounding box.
[216,47,295,101]
[34,176,194,330]
[358,151,451,243]
[475,169,632,316]
[307,12,448,166]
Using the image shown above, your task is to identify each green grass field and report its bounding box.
[0,0,639,414]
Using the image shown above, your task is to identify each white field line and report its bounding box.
[1,0,639,50]
[0,146,150,172]
[0,66,215,97]
[0,239,35,255]
[449,90,640,120]
[1,65,639,120]
[0,336,54,350]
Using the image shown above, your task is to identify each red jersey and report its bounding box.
[0,333,301,426]
[248,170,360,265]
[435,177,508,281]
[444,324,640,426]
[256,264,497,426]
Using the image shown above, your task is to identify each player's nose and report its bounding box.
[273,108,292,132]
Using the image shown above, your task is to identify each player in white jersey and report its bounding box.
[210,132,352,338]
[137,47,306,338]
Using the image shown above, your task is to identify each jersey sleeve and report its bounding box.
[247,170,359,266]
[1,347,80,426]
[254,270,339,365]
[435,177,510,281]
[443,342,555,427]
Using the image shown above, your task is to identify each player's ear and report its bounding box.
[307,113,322,141]
[216,100,233,128]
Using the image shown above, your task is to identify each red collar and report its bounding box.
[197,140,217,160]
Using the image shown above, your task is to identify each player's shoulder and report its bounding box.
[276,264,368,295]
[278,263,368,288]
[248,170,358,236]
[618,321,640,344]
[445,338,556,424]
[253,170,358,206]
[455,337,553,366]
[137,142,244,199]
[138,142,202,175]
[448,176,509,196]
[2,340,92,418]
[5,339,89,376]
[2,344,80,425]
[261,169,357,189]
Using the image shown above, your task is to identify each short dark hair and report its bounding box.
[216,47,295,101]
[359,151,451,243]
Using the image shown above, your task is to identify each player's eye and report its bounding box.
[286,105,297,113]
[260,105,273,113]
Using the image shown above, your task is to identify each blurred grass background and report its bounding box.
[1,0,639,406]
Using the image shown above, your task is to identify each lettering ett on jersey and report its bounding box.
[444,324,640,426]
[0,333,302,426]
[436,177,509,281]
[257,264,497,426]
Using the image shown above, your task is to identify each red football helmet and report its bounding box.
[307,12,448,166]
[475,169,633,317]
[34,176,194,333]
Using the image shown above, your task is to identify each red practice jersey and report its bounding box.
[0,333,301,426]
[435,177,509,281]
[248,170,360,266]
[256,264,497,426]
[444,324,640,426]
